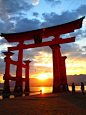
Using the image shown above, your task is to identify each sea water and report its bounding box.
[0,86,86,100]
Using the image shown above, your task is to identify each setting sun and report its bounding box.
[36,73,49,80]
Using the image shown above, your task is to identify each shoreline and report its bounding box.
[0,92,86,115]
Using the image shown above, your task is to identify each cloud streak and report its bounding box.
[45,0,61,6]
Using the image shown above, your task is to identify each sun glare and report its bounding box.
[32,0,39,6]
[36,73,49,80]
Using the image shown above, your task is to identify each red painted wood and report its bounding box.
[8,37,75,51]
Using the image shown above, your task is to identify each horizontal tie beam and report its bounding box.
[8,37,75,51]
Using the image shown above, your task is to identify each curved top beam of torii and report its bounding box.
[1,16,85,43]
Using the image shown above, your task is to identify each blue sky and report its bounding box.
[0,0,86,82]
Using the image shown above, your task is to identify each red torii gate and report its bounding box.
[1,16,85,93]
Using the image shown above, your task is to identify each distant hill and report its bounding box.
[0,78,53,88]
[67,74,86,85]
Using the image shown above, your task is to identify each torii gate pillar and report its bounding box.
[61,56,67,84]
[14,41,24,92]
[3,52,14,93]
[24,60,31,92]
[49,44,61,93]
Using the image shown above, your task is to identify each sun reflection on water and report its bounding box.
[41,87,44,94]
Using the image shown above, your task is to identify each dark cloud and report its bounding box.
[0,20,16,34]
[0,0,33,19]
[41,4,86,28]
[1,50,8,57]
[0,38,8,45]
[23,49,37,61]
[0,16,41,35]
[45,0,61,6]
[41,12,77,28]
[0,0,34,34]
[14,18,41,32]
[76,4,86,17]
[60,29,86,41]
[0,67,5,75]
[60,43,77,54]
[23,47,51,61]
[0,58,5,68]
[82,46,86,49]
[33,12,39,17]
[52,0,61,6]
[59,41,86,62]
[11,51,18,61]
[8,14,26,22]
[61,43,86,61]
[68,52,86,61]
[31,46,51,53]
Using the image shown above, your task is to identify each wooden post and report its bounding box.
[49,44,61,93]
[14,41,24,92]
[61,56,67,84]
[3,52,14,93]
[24,60,31,92]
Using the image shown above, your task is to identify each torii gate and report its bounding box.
[1,16,85,93]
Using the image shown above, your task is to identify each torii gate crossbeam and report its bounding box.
[8,37,75,51]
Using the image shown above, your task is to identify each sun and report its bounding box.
[36,73,49,80]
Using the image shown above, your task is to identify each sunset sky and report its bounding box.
[0,0,86,83]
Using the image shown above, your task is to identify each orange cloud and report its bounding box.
[66,59,86,75]
[0,74,4,83]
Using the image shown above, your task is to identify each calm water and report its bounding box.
[30,86,86,94]
[0,86,86,100]
[69,86,86,91]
